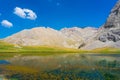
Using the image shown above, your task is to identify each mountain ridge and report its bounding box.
[3,27,97,49]
[2,0,120,50]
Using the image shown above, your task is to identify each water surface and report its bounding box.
[0,53,120,80]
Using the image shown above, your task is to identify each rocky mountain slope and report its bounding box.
[98,0,120,42]
[3,27,97,49]
[82,0,120,50]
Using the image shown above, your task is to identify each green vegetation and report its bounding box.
[0,41,120,53]
[0,41,86,53]
[91,47,120,53]
[0,41,120,60]
[0,41,19,52]
[20,46,84,53]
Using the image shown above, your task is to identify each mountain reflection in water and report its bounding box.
[0,53,120,80]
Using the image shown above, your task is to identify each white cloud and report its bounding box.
[14,7,37,20]
[1,20,13,28]
[14,7,26,18]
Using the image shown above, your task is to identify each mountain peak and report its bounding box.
[98,0,120,42]
[104,0,120,28]
[82,0,120,50]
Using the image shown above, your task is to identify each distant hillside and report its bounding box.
[3,27,97,49]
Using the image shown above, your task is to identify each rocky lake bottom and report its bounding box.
[0,53,120,80]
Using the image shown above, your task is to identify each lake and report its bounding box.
[0,60,10,65]
[0,53,120,80]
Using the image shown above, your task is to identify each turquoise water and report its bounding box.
[0,60,10,65]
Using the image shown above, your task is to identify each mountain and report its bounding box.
[82,0,120,50]
[98,0,120,42]
[61,27,97,49]
[4,27,66,47]
[3,27,97,49]
[3,0,120,50]
[61,27,97,42]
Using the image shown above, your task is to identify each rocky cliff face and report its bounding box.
[98,0,120,42]
[82,0,120,50]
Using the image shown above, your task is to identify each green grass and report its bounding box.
[91,47,120,53]
[0,40,120,54]
[0,41,87,59]
[0,41,120,59]
[0,41,19,52]
[0,41,87,53]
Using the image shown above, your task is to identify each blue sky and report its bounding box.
[0,0,118,38]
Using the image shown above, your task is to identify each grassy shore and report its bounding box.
[0,41,120,80]
[0,41,120,59]
[0,41,85,53]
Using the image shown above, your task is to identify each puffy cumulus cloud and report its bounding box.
[1,20,13,28]
[14,7,37,20]
[14,7,26,18]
